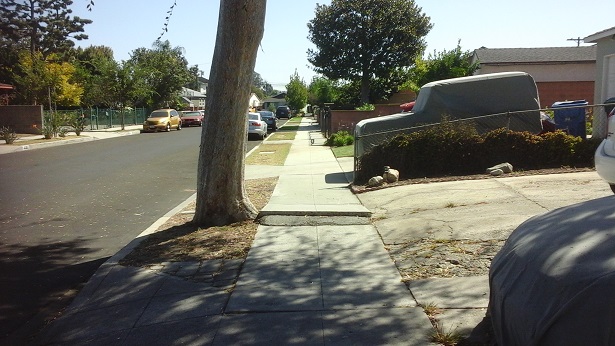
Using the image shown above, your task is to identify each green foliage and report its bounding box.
[409,41,479,91]
[0,0,92,58]
[128,40,192,109]
[355,104,375,111]
[73,46,118,107]
[253,72,274,97]
[285,70,308,112]
[326,131,354,147]
[12,51,83,106]
[356,122,601,184]
[67,113,88,136]
[0,126,19,144]
[307,0,432,104]
[308,76,338,106]
[41,113,67,139]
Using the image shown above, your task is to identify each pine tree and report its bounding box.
[0,0,91,57]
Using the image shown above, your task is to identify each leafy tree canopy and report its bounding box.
[307,0,432,104]
[0,0,92,57]
[408,41,479,92]
[252,72,274,97]
[128,40,192,109]
[308,76,338,107]
[13,51,82,106]
[285,70,308,112]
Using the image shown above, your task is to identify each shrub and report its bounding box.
[482,128,543,169]
[0,126,19,144]
[355,120,599,184]
[355,103,375,111]
[68,113,88,136]
[326,130,354,147]
[58,127,69,137]
[42,114,65,139]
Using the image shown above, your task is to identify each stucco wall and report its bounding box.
[477,63,595,82]
[477,63,596,108]
[0,105,43,134]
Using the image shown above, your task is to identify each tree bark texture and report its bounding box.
[193,0,266,227]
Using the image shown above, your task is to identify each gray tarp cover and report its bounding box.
[354,72,542,156]
[489,196,615,345]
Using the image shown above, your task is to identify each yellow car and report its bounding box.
[142,109,182,132]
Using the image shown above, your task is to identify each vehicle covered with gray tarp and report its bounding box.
[354,72,543,157]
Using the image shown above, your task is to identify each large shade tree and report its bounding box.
[128,40,192,109]
[0,0,91,57]
[285,70,308,113]
[193,0,266,227]
[307,0,432,104]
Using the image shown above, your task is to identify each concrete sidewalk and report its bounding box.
[34,117,614,345]
[0,125,142,155]
[37,119,437,345]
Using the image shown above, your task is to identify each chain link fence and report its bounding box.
[353,102,615,180]
[44,108,148,130]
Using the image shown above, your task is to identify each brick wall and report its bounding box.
[330,104,404,134]
[537,81,594,108]
[0,105,43,134]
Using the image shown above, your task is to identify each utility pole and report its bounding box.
[567,37,582,47]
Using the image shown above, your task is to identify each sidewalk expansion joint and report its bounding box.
[258,215,372,226]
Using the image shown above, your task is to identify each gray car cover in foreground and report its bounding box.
[489,196,615,345]
[355,72,542,156]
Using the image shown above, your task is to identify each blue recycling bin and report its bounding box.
[551,100,587,138]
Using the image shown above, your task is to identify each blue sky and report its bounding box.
[72,0,615,91]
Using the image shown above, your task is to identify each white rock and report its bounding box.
[367,176,385,187]
[490,169,504,176]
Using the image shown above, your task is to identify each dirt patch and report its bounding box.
[120,177,277,267]
[388,239,507,282]
[351,167,595,194]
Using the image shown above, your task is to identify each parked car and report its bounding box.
[142,108,182,132]
[276,105,292,119]
[180,110,204,127]
[594,107,615,193]
[258,110,278,131]
[247,112,268,139]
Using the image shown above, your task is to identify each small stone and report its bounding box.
[490,169,504,176]
[383,166,400,183]
[367,176,385,187]
[487,162,513,174]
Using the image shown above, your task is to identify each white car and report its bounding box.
[247,112,267,140]
[595,107,615,193]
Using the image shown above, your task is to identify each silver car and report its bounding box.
[247,112,267,140]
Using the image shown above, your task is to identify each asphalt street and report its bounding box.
[0,127,206,342]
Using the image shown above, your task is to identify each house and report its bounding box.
[471,46,596,108]
[262,93,287,111]
[584,26,615,138]
[180,87,206,110]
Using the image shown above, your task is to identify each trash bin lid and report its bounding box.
[551,100,588,108]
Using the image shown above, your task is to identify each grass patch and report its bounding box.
[288,116,303,123]
[245,143,291,165]
[268,131,296,141]
[280,125,300,131]
[331,144,354,158]
[430,325,463,346]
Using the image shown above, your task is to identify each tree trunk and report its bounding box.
[360,71,370,105]
[193,0,266,227]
